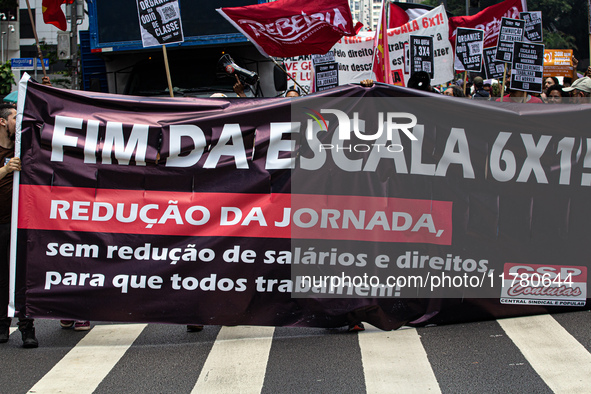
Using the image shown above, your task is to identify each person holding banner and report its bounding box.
[360,79,375,88]
[0,103,38,348]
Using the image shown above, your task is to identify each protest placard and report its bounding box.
[410,35,434,78]
[495,17,525,63]
[136,0,184,47]
[520,11,543,43]
[511,41,544,93]
[483,47,505,80]
[315,62,339,91]
[543,49,574,78]
[454,27,484,72]
[312,52,336,65]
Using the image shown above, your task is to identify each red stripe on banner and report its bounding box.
[18,185,452,245]
[503,263,587,282]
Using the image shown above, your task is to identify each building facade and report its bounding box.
[0,0,88,82]
[349,0,416,32]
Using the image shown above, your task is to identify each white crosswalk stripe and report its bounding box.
[359,325,441,393]
[1,313,588,393]
[498,314,591,394]
[192,326,275,394]
[27,324,146,394]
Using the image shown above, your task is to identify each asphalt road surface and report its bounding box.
[1,310,589,393]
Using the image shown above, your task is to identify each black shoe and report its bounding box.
[21,327,38,348]
[0,318,10,343]
[0,326,8,343]
[186,324,204,332]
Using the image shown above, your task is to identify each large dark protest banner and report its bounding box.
[10,75,590,330]
[136,0,184,47]
[511,41,544,93]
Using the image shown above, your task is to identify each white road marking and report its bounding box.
[27,324,147,394]
[359,324,441,393]
[192,326,275,394]
[499,314,591,393]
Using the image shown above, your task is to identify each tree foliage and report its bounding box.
[536,0,588,64]
[0,61,15,95]
[543,30,577,51]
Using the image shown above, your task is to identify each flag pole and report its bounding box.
[463,71,467,95]
[500,63,508,102]
[24,0,47,77]
[270,57,308,95]
[370,0,387,74]
[162,45,174,98]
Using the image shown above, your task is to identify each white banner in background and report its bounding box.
[285,5,453,92]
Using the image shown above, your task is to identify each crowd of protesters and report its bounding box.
[360,73,591,104]
[356,63,591,104]
[395,63,591,104]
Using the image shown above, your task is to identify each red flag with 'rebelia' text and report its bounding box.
[217,0,362,58]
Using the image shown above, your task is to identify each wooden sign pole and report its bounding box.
[500,63,508,102]
[162,45,174,98]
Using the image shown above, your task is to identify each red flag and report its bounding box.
[372,0,393,84]
[389,4,410,28]
[389,3,433,29]
[217,0,363,58]
[449,0,527,49]
[42,0,74,31]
